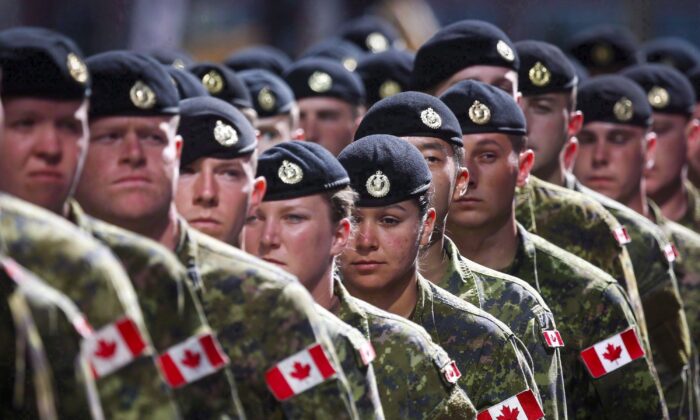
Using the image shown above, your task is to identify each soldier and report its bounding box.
[0,33,245,416]
[73,61,360,417]
[566,25,640,76]
[239,69,300,152]
[441,79,667,418]
[353,91,566,419]
[189,62,258,124]
[337,134,543,416]
[246,140,477,418]
[284,58,366,156]
[687,65,700,188]
[224,45,292,77]
[355,49,414,107]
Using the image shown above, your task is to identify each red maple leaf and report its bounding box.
[94,339,117,359]
[602,343,623,362]
[181,349,201,368]
[496,405,520,420]
[289,362,311,380]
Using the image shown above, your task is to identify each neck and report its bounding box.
[119,204,180,250]
[346,269,418,318]
[534,164,565,187]
[450,212,519,271]
[419,226,450,285]
[310,264,339,311]
[648,177,688,222]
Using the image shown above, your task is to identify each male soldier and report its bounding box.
[354,91,566,419]
[74,55,360,419]
[239,69,300,152]
[284,58,366,156]
[572,75,697,417]
[189,62,258,124]
[686,65,700,188]
[355,49,414,107]
[441,79,666,418]
[0,33,245,416]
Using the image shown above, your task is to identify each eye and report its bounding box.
[180,166,196,175]
[479,151,497,163]
[93,131,121,143]
[220,169,243,180]
[284,214,306,223]
[609,134,629,145]
[379,215,400,225]
[57,120,82,135]
[11,118,36,130]
[425,155,441,164]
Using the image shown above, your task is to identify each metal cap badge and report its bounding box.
[366,32,389,53]
[647,86,670,109]
[278,160,304,184]
[308,71,333,93]
[342,57,358,72]
[213,120,238,147]
[379,80,401,99]
[67,52,88,84]
[528,62,551,87]
[468,100,491,125]
[202,70,224,94]
[613,97,633,122]
[420,107,442,129]
[258,87,277,111]
[130,80,157,109]
[366,170,391,198]
[497,40,515,62]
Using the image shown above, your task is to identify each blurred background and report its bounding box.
[0,0,698,59]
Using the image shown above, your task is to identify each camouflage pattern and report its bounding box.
[68,200,245,419]
[410,275,539,412]
[567,175,694,418]
[175,218,359,419]
[333,279,477,419]
[437,236,566,419]
[516,176,649,347]
[0,193,179,418]
[504,224,667,419]
[678,180,700,233]
[315,304,385,419]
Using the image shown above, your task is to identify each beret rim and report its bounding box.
[263,178,351,201]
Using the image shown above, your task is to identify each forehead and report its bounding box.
[89,115,174,130]
[3,97,85,116]
[356,199,418,215]
[523,92,570,106]
[651,112,687,127]
[462,132,512,148]
[257,114,292,129]
[297,97,353,113]
[401,136,452,154]
[580,121,647,138]
[188,154,255,169]
[261,193,327,211]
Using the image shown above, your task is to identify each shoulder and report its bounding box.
[528,177,617,224]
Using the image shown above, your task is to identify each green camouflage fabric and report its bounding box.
[567,175,694,418]
[410,275,540,412]
[678,180,700,233]
[504,224,667,419]
[516,176,648,345]
[0,194,179,418]
[333,279,477,419]
[68,200,245,419]
[315,304,385,419]
[436,236,566,419]
[175,218,358,419]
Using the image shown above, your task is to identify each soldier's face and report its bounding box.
[431,65,518,98]
[0,98,88,214]
[686,107,700,177]
[573,122,653,205]
[256,114,294,153]
[76,115,181,226]
[245,194,350,295]
[176,154,264,248]
[521,93,574,177]
[340,200,435,305]
[645,114,695,199]
[298,97,359,156]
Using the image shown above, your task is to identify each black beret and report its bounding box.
[439,80,526,135]
[411,20,519,92]
[300,38,367,72]
[284,58,365,105]
[238,69,295,118]
[149,49,194,70]
[87,50,179,118]
[577,75,652,128]
[355,91,462,146]
[188,62,253,109]
[642,37,700,75]
[224,46,292,77]
[567,54,590,83]
[515,40,577,96]
[0,26,89,99]
[258,141,349,201]
[688,65,700,102]
[336,15,401,53]
[621,64,696,116]
[338,134,431,207]
[178,96,257,168]
[356,49,414,106]
[567,25,640,73]
[164,65,209,100]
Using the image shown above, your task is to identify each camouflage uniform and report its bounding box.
[67,200,245,419]
[437,236,566,419]
[175,218,358,419]
[333,279,477,419]
[410,275,539,412]
[567,175,694,418]
[0,194,179,418]
[678,180,700,233]
[503,224,667,418]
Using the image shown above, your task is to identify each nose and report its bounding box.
[193,170,218,208]
[354,219,378,253]
[33,124,62,164]
[591,138,609,168]
[300,114,318,142]
[260,218,281,251]
[119,131,146,167]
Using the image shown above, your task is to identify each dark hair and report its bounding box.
[323,186,358,225]
[509,134,527,153]
[415,190,432,219]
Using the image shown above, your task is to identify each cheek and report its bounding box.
[221,190,250,222]
[380,228,419,264]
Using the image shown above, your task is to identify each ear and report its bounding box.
[561,137,579,172]
[330,218,352,256]
[174,135,183,159]
[645,131,658,170]
[686,118,700,146]
[353,106,366,129]
[568,110,584,137]
[451,167,470,201]
[419,208,437,246]
[292,128,305,141]
[516,149,535,187]
[247,176,267,217]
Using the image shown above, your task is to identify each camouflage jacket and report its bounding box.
[678,180,700,233]
[68,200,245,419]
[568,175,693,418]
[516,176,648,344]
[436,237,566,419]
[0,194,179,419]
[333,279,477,419]
[175,218,358,419]
[410,275,540,413]
[504,225,667,419]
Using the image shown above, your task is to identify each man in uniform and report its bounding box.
[441,79,666,418]
[74,57,361,418]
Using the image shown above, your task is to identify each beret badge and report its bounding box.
[66,53,88,84]
[420,107,442,129]
[379,80,401,99]
[613,97,634,122]
[528,61,551,87]
[278,160,304,184]
[129,81,157,109]
[592,43,613,66]
[647,86,670,109]
[308,71,333,93]
[342,57,358,72]
[366,32,389,53]
[202,70,224,94]
[257,87,277,111]
[213,120,238,147]
[496,40,515,62]
[366,170,391,198]
[468,100,491,125]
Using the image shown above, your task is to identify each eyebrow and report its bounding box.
[473,138,504,148]
[416,142,448,153]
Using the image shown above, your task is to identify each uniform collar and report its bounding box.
[64,198,91,233]
[682,180,700,227]
[440,237,481,307]
[333,276,371,339]
[174,216,204,290]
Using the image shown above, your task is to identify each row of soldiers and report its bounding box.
[2,14,700,420]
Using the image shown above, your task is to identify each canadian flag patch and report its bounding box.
[477,389,544,420]
[265,343,337,401]
[580,327,645,379]
[157,333,229,388]
[357,340,376,366]
[664,243,680,263]
[542,330,565,348]
[612,226,631,245]
[441,360,462,384]
[82,317,147,379]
